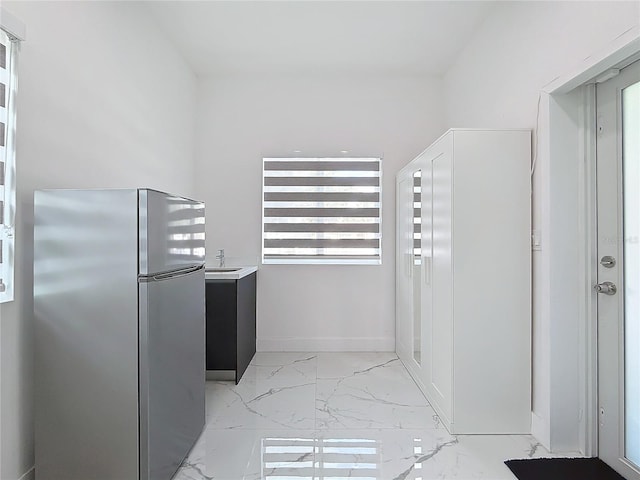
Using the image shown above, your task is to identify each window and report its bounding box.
[262,157,382,264]
[0,27,19,302]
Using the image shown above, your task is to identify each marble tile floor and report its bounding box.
[175,352,558,480]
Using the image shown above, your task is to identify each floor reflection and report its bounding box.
[262,436,381,479]
[262,436,315,478]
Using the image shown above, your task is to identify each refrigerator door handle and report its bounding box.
[139,264,204,283]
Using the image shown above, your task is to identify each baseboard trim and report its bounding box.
[257,337,395,352]
[531,411,551,451]
[206,370,235,381]
[18,466,35,480]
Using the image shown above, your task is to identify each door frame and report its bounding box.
[536,27,640,455]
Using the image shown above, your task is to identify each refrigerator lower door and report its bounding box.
[139,265,206,480]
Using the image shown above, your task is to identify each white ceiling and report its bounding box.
[147,1,497,76]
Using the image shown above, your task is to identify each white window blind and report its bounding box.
[0,28,18,302]
[262,157,382,264]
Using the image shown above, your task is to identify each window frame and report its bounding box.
[0,22,21,303]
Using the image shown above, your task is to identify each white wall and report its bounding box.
[443,0,640,452]
[0,2,197,478]
[195,73,444,351]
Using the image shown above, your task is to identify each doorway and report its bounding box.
[596,59,640,479]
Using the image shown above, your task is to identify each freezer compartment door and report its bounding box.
[139,266,206,480]
[139,189,205,275]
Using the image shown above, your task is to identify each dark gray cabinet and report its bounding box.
[205,272,256,383]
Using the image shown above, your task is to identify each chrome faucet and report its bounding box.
[216,249,225,268]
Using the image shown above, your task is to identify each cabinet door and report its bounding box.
[206,280,238,371]
[396,172,414,362]
[420,161,433,388]
[411,169,423,369]
[426,137,454,423]
[236,273,257,384]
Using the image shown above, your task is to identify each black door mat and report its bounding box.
[505,457,627,480]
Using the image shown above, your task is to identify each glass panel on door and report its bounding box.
[413,170,422,365]
[623,79,640,468]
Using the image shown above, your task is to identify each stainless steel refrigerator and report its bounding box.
[34,188,206,480]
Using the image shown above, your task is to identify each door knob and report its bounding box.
[595,281,617,295]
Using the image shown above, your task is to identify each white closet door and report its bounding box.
[396,173,414,362]
[421,159,433,390]
[427,136,454,423]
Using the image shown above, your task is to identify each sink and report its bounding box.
[205,266,258,279]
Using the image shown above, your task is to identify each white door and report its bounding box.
[420,160,432,384]
[597,59,640,479]
[424,137,453,422]
[396,172,414,362]
[413,169,423,367]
